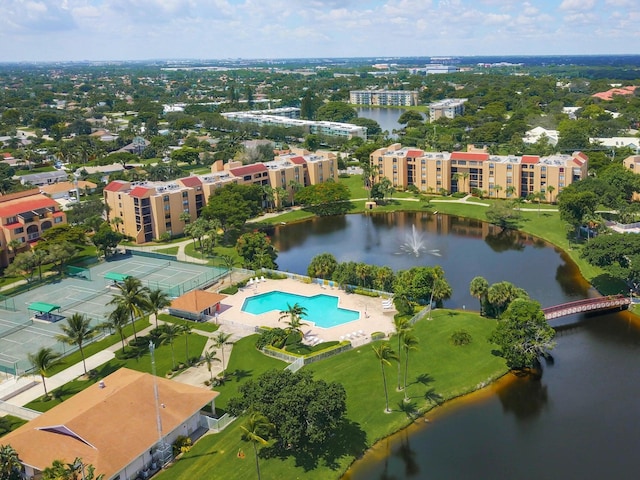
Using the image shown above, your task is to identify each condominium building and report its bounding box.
[0,189,67,267]
[103,153,337,243]
[221,110,367,140]
[371,144,588,200]
[428,99,468,121]
[349,90,419,107]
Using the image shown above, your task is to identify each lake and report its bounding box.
[355,107,422,137]
[270,212,640,480]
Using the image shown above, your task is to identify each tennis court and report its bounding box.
[0,253,227,376]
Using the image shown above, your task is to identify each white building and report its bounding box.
[523,127,559,146]
[428,99,468,121]
[349,90,419,106]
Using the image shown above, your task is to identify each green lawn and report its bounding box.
[0,415,27,438]
[26,332,208,412]
[159,310,507,480]
[154,246,179,255]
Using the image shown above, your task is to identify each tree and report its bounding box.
[41,458,103,480]
[469,276,489,315]
[485,281,529,318]
[219,254,237,284]
[393,317,412,391]
[92,223,124,258]
[278,303,308,339]
[108,276,150,342]
[240,412,274,480]
[0,444,21,480]
[490,299,555,370]
[201,184,258,234]
[295,181,351,216]
[228,369,347,451]
[55,314,97,375]
[160,323,183,370]
[398,110,424,125]
[557,190,598,235]
[547,185,556,203]
[170,146,200,165]
[307,253,338,280]
[204,349,221,382]
[372,342,398,413]
[4,252,37,284]
[393,266,452,305]
[212,331,233,371]
[236,231,278,270]
[315,102,357,123]
[485,201,522,231]
[180,323,192,365]
[103,305,130,353]
[27,347,61,398]
[147,288,171,329]
[402,332,419,402]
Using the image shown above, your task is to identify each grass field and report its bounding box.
[158,310,507,480]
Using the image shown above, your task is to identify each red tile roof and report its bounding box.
[592,85,636,101]
[290,156,306,165]
[406,149,424,158]
[170,290,227,314]
[129,186,150,198]
[179,176,202,188]
[522,155,539,164]
[450,152,489,162]
[229,163,267,177]
[0,195,59,219]
[103,180,129,192]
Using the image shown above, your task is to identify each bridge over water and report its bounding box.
[543,295,631,321]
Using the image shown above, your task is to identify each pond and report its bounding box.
[270,212,640,480]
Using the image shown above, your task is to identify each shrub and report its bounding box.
[371,331,386,340]
[451,329,472,346]
[172,435,192,456]
[353,288,379,297]
[451,191,466,198]
[255,327,288,350]
[220,285,238,295]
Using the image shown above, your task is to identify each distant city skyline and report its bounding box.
[2,0,638,62]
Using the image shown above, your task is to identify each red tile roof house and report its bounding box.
[168,290,227,321]
[3,368,219,480]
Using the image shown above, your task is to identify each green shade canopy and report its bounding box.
[28,302,61,313]
[105,272,131,282]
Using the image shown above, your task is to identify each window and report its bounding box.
[163,195,169,201]
[14,227,24,233]
[54,217,63,224]
[182,191,188,198]
[6,216,17,224]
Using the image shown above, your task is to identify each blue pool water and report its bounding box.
[241,291,360,328]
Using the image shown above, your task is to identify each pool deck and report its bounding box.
[214,278,397,343]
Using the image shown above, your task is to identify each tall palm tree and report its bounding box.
[469,276,489,315]
[55,313,97,375]
[372,342,398,413]
[393,317,411,391]
[278,303,308,339]
[505,185,516,198]
[240,412,274,480]
[213,331,233,370]
[108,276,150,342]
[402,333,419,402]
[181,323,192,365]
[219,254,237,284]
[103,305,130,353]
[461,171,470,193]
[160,323,182,370]
[0,444,22,480]
[204,349,221,382]
[547,185,556,204]
[452,172,462,193]
[28,347,61,397]
[147,288,171,329]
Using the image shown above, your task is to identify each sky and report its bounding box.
[1,0,639,62]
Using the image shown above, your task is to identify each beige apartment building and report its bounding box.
[371,144,588,200]
[104,152,337,243]
[0,189,67,267]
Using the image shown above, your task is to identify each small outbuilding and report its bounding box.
[168,290,226,322]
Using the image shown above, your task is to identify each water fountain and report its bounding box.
[399,225,440,257]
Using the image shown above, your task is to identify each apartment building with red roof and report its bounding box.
[371,143,588,201]
[0,189,67,267]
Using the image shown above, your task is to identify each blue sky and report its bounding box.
[1,0,638,62]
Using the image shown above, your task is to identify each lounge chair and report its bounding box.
[358,330,364,336]
[247,278,254,286]
[261,276,266,282]
[352,331,358,338]
[339,336,345,341]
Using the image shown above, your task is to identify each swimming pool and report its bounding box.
[241,291,360,328]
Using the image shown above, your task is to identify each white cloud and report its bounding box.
[560,0,596,11]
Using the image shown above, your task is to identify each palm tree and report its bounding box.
[452,172,462,193]
[402,333,419,402]
[204,349,221,382]
[108,276,150,342]
[0,444,22,480]
[160,323,182,370]
[28,347,61,398]
[372,342,398,413]
[278,303,308,339]
[219,254,237,284]
[111,216,123,233]
[505,185,516,198]
[547,185,556,204]
[103,305,130,353]
[213,331,233,370]
[469,276,489,315]
[494,184,502,198]
[393,317,411,391]
[55,313,97,375]
[181,323,192,365]
[240,412,274,480]
[147,288,171,329]
[461,171,470,193]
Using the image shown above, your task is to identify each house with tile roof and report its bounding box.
[0,189,67,267]
[3,368,219,480]
[168,290,227,321]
